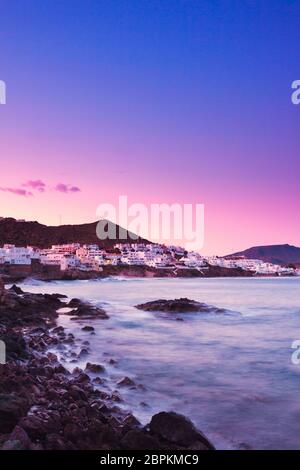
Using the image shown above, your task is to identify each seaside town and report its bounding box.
[0,242,298,276]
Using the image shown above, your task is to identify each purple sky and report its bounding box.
[0,1,299,254]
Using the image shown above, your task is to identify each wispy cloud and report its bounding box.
[0,180,81,197]
[23,179,46,192]
[0,187,33,197]
[54,183,81,194]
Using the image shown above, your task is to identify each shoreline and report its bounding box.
[2,263,296,286]
[0,280,214,451]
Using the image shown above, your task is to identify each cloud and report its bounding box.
[0,187,33,197]
[0,180,81,197]
[23,179,46,192]
[54,183,81,194]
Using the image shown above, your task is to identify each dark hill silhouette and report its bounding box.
[0,217,148,249]
[226,244,300,265]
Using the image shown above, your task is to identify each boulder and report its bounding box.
[2,425,31,450]
[135,298,225,314]
[0,393,30,433]
[149,412,214,449]
[0,277,7,304]
[81,326,95,332]
[9,284,24,295]
[117,377,135,387]
[121,429,162,450]
[85,363,105,374]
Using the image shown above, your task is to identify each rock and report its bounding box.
[68,385,87,401]
[45,433,75,450]
[135,298,225,314]
[0,393,30,433]
[117,377,135,387]
[52,326,65,335]
[121,429,162,450]
[85,362,105,373]
[92,377,104,385]
[18,410,62,440]
[110,391,123,402]
[0,328,27,360]
[73,371,90,383]
[81,326,94,332]
[64,422,81,441]
[108,358,117,365]
[9,284,24,295]
[0,276,7,304]
[149,412,214,449]
[78,348,89,357]
[66,299,108,320]
[68,298,82,308]
[1,439,26,450]
[73,305,108,320]
[123,414,141,427]
[2,425,31,450]
[51,293,68,299]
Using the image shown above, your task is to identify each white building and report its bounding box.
[0,245,39,265]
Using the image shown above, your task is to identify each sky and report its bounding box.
[0,0,299,255]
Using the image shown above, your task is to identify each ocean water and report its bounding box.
[21,276,300,449]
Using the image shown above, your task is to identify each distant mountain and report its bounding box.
[226,244,300,266]
[0,217,148,249]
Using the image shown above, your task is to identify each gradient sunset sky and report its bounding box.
[0,0,299,255]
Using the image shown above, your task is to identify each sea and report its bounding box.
[20,276,300,449]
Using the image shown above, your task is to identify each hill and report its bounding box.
[226,244,300,265]
[0,217,147,249]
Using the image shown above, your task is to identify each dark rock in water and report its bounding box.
[52,326,65,335]
[117,377,135,387]
[149,412,214,449]
[110,391,122,402]
[135,298,225,314]
[78,348,89,357]
[93,377,105,385]
[81,325,95,332]
[68,298,82,308]
[85,362,105,374]
[9,284,24,295]
[65,299,108,320]
[51,293,68,299]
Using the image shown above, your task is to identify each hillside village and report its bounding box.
[0,242,298,277]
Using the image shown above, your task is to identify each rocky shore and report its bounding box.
[1,263,256,285]
[0,278,214,451]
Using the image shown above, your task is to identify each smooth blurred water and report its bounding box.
[21,276,300,449]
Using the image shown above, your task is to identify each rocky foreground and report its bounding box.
[0,278,214,451]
